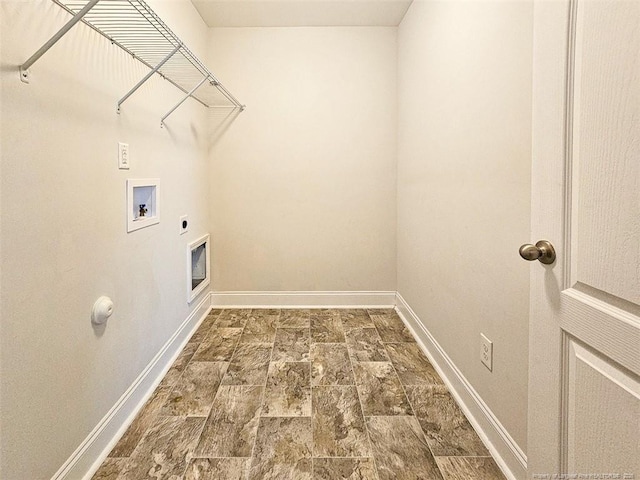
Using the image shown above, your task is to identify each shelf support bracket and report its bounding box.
[160,76,208,127]
[117,43,182,113]
[20,0,101,83]
[210,79,244,110]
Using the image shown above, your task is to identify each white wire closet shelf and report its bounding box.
[20,0,244,125]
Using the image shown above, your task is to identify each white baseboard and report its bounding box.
[395,292,527,480]
[51,295,213,480]
[211,290,397,308]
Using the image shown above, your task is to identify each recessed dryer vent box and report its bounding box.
[187,234,210,303]
[127,179,160,233]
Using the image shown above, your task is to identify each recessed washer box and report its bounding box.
[187,234,210,303]
[127,179,160,233]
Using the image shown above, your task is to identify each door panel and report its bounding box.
[573,0,640,306]
[529,0,640,477]
[561,0,640,472]
[562,289,639,374]
[567,339,639,474]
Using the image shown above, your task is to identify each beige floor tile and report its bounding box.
[436,457,505,480]
[184,458,249,480]
[91,458,125,480]
[346,328,389,362]
[222,343,273,385]
[312,386,370,457]
[118,416,205,480]
[340,310,375,332]
[247,417,313,480]
[311,343,355,386]
[189,315,218,344]
[160,361,228,416]
[310,308,340,315]
[279,309,311,328]
[385,343,443,386]
[108,386,172,457]
[313,458,378,480]
[366,416,443,480]
[241,312,279,343]
[262,361,311,417]
[192,328,242,362]
[352,362,413,416]
[159,342,199,387]
[273,327,311,362]
[311,314,346,343]
[371,314,414,343]
[215,309,252,328]
[194,385,263,457]
[406,385,489,456]
[365,309,396,316]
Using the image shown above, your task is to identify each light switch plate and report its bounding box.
[118,142,129,169]
[481,333,493,371]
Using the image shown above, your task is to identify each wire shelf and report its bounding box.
[21,0,244,124]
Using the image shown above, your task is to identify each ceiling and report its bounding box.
[191,0,413,27]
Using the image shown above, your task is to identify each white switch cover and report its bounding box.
[118,142,130,169]
[480,333,493,371]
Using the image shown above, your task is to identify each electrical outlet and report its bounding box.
[480,333,493,371]
[118,142,129,169]
[179,215,188,235]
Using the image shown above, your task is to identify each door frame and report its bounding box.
[528,0,575,476]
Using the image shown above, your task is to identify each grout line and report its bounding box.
[381,328,447,480]
[291,311,316,472]
[434,455,498,458]
[244,308,279,479]
[178,415,210,478]
[362,414,418,418]
[342,311,381,480]
[310,456,380,459]
[311,347,314,477]
[191,310,250,470]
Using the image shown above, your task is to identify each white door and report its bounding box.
[528,0,639,478]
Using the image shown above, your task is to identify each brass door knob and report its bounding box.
[519,240,556,265]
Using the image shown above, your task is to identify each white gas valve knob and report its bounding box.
[92,296,114,325]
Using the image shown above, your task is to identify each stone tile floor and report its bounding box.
[93,308,506,480]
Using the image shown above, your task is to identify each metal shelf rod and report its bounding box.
[214,82,244,110]
[24,0,245,120]
[21,0,100,75]
[161,76,207,126]
[117,42,181,112]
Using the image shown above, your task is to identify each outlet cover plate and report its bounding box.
[481,333,493,371]
[179,215,188,235]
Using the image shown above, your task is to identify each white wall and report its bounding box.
[0,1,212,478]
[397,0,533,452]
[206,27,397,292]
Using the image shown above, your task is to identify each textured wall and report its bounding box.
[397,0,533,452]
[207,27,398,293]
